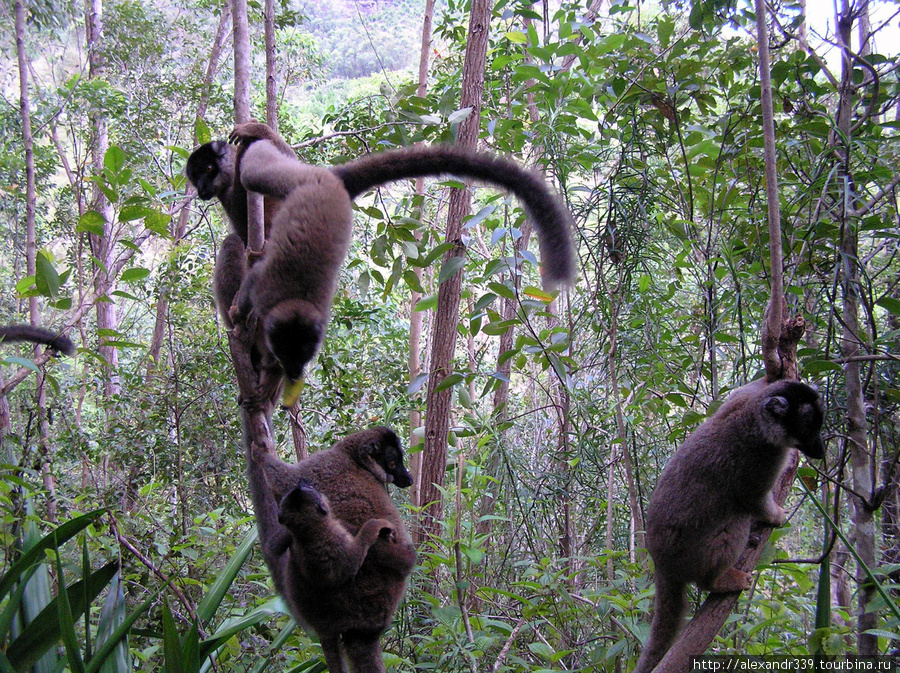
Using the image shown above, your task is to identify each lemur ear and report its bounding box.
[763,395,789,418]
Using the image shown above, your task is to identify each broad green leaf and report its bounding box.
[77,211,106,236]
[434,373,464,393]
[35,252,61,297]
[195,117,211,145]
[438,257,466,285]
[103,146,126,175]
[0,510,106,602]
[96,573,130,673]
[447,107,472,125]
[414,295,437,312]
[876,296,900,315]
[120,268,151,283]
[162,600,185,673]
[54,536,86,673]
[9,561,119,672]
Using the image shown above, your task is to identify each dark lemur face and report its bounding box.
[279,478,329,527]
[760,380,826,459]
[373,429,414,488]
[264,300,326,381]
[185,141,234,201]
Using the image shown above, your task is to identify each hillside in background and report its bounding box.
[295,0,428,79]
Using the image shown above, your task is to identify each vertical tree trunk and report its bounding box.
[86,0,120,401]
[408,0,435,498]
[265,0,277,129]
[418,0,490,543]
[835,0,878,653]
[17,0,57,521]
[232,0,265,251]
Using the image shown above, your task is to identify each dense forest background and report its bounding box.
[1,0,899,670]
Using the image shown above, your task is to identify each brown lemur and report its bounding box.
[225,121,577,405]
[246,424,415,673]
[0,324,75,356]
[633,379,825,673]
[277,478,397,589]
[185,132,295,328]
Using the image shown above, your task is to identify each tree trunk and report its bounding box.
[17,0,58,521]
[86,0,120,401]
[265,0,277,128]
[835,0,877,653]
[418,0,490,544]
[408,0,435,497]
[232,0,265,251]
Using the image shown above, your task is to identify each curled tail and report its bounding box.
[634,574,688,673]
[332,145,575,286]
[0,324,75,356]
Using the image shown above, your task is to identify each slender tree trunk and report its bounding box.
[233,0,264,251]
[418,0,490,544]
[608,307,643,555]
[408,0,435,498]
[85,0,120,401]
[17,0,57,521]
[835,0,877,653]
[265,0,277,128]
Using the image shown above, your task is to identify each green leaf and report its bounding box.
[876,296,900,316]
[504,30,527,44]
[162,600,185,673]
[14,276,35,294]
[198,603,278,660]
[144,210,172,237]
[246,618,297,673]
[195,117,211,145]
[8,561,119,672]
[118,205,155,222]
[77,211,106,236]
[54,536,87,673]
[2,357,40,373]
[35,252,61,298]
[802,360,842,375]
[435,373,464,393]
[103,146,126,175]
[120,268,151,283]
[447,107,472,125]
[95,573,130,673]
[0,510,106,603]
[438,257,466,285]
[85,581,164,673]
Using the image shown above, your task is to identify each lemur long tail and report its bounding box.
[633,574,688,673]
[331,146,575,286]
[0,324,75,356]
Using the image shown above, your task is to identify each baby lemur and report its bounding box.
[222,122,576,405]
[634,379,825,673]
[277,478,397,589]
[0,324,75,356]
[247,424,415,673]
